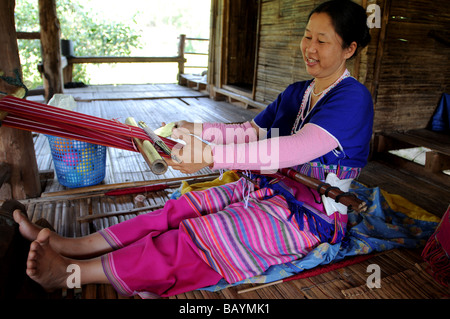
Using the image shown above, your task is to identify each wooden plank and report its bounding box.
[68,56,186,64]
[405,129,450,156]
[382,130,450,157]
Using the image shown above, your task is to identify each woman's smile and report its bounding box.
[305,57,319,67]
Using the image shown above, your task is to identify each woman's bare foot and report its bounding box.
[26,228,72,292]
[13,209,42,241]
[14,209,113,259]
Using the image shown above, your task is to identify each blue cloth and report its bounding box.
[431,93,450,133]
[201,181,438,291]
[253,77,374,168]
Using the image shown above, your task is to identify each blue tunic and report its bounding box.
[253,77,374,168]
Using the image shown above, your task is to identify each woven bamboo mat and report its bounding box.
[55,248,448,300]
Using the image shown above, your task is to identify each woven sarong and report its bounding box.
[180,177,346,284]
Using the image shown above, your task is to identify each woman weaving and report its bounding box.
[13,0,373,298]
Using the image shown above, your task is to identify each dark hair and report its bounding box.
[309,0,371,58]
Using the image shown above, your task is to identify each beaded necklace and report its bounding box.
[291,69,351,134]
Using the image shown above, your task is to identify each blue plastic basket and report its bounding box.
[47,136,106,188]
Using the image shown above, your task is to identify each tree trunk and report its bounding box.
[0,0,41,199]
[39,0,63,102]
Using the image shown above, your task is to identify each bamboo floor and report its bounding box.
[20,83,449,301]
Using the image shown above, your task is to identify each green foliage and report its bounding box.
[15,0,141,88]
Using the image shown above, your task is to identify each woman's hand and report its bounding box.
[166,128,214,174]
[161,121,203,135]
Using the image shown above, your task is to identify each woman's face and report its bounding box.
[301,12,356,81]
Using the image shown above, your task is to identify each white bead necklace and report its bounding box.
[291,69,351,134]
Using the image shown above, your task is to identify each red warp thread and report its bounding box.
[0,96,177,156]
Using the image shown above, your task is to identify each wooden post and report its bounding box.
[370,0,391,103]
[178,34,186,84]
[39,0,63,102]
[0,0,41,199]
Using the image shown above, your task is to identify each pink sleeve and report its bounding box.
[210,123,339,171]
[202,121,258,144]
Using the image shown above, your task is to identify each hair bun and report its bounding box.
[309,0,371,58]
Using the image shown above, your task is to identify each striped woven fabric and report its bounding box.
[180,178,323,284]
[293,162,361,181]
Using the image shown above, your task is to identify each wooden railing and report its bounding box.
[17,33,208,86]
[63,34,188,85]
[183,36,209,73]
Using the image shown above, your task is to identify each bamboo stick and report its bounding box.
[237,281,283,294]
[77,203,165,222]
[35,173,219,198]
[125,117,168,175]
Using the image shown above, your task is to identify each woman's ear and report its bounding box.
[344,41,358,59]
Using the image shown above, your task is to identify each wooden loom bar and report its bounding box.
[36,173,220,199]
[125,117,168,175]
[280,168,367,213]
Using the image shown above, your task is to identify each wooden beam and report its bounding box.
[16,31,40,40]
[39,0,63,102]
[0,0,41,199]
[68,56,186,64]
[376,130,450,157]
[178,34,186,83]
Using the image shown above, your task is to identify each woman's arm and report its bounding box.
[167,123,338,174]
[210,123,338,171]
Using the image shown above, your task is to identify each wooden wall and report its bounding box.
[208,0,450,133]
[209,0,368,106]
[254,0,312,104]
[366,0,450,132]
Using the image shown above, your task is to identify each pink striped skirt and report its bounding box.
[99,177,346,298]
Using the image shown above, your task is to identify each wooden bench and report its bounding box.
[179,74,208,92]
[373,129,450,186]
